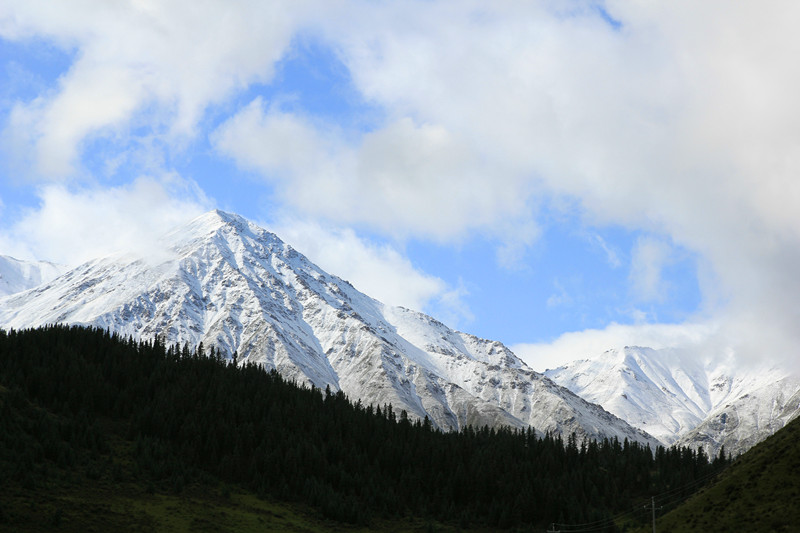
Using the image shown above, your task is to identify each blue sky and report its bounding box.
[1,2,798,370]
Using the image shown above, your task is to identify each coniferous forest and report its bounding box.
[0,325,730,530]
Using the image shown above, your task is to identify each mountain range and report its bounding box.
[0,210,657,447]
[544,346,800,457]
[1,209,797,454]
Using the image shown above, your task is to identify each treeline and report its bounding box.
[0,325,729,530]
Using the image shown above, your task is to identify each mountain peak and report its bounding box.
[206,208,246,225]
[0,210,661,445]
[188,209,252,233]
[160,210,284,252]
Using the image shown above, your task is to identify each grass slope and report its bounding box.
[650,415,800,532]
[2,481,463,533]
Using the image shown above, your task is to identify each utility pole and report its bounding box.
[644,496,662,533]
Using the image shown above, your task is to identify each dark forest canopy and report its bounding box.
[0,325,729,530]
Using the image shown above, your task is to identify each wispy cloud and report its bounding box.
[213,97,535,243]
[512,321,718,371]
[588,232,622,268]
[267,216,472,325]
[0,175,210,265]
[629,237,671,303]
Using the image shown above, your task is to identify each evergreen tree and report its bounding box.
[0,325,731,530]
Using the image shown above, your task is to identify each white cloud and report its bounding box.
[267,217,471,326]
[208,2,800,366]
[0,0,316,177]
[2,1,800,369]
[588,232,622,269]
[211,98,358,209]
[512,322,717,372]
[318,2,800,366]
[214,99,535,243]
[546,280,573,309]
[494,216,541,270]
[629,237,671,303]
[432,279,474,330]
[0,175,211,265]
[8,64,144,177]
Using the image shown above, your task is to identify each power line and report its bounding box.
[554,505,642,531]
[650,467,723,500]
[552,466,727,532]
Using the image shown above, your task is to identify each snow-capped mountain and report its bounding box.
[0,255,65,297]
[545,346,800,456]
[0,210,659,447]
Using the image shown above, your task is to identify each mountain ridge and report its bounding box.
[545,345,800,456]
[0,210,659,447]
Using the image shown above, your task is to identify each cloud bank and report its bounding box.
[265,217,472,328]
[1,0,314,176]
[2,1,799,368]
[512,322,718,372]
[0,176,210,265]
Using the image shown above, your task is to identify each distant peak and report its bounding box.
[197,209,244,226]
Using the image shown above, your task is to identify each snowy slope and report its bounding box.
[0,255,65,297]
[545,346,800,455]
[544,347,712,445]
[674,370,800,457]
[0,210,659,446]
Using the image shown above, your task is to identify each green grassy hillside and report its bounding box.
[645,414,800,532]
